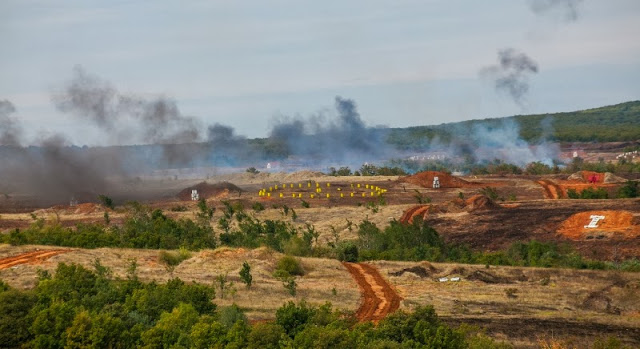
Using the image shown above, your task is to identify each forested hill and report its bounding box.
[386,100,640,150]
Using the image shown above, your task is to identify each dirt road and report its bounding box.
[343,262,402,323]
[0,249,71,270]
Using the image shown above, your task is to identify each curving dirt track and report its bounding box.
[0,249,71,270]
[343,262,402,323]
[536,180,564,199]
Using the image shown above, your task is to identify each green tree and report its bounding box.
[239,261,252,289]
[98,194,114,210]
[141,303,200,348]
[0,289,37,347]
[247,322,287,349]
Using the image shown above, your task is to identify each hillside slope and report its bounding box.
[387,100,640,150]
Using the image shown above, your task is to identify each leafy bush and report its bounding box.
[337,243,359,262]
[252,202,265,211]
[617,180,639,198]
[275,255,305,277]
[159,247,192,267]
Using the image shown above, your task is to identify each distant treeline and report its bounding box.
[2,101,638,172]
[387,100,640,150]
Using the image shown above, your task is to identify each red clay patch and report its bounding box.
[0,249,71,270]
[557,210,640,240]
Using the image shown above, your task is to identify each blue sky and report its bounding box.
[1,0,639,146]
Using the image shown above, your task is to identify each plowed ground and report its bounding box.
[342,262,402,323]
[0,249,71,270]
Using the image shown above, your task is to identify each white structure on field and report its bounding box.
[584,215,605,228]
[433,176,441,189]
[191,190,199,201]
[69,197,78,207]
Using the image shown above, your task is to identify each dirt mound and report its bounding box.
[74,203,101,214]
[464,195,500,212]
[402,171,473,188]
[283,171,326,182]
[557,210,640,240]
[466,270,512,284]
[177,181,244,201]
[566,171,625,184]
[399,205,443,224]
[603,172,627,184]
[568,171,605,183]
[389,263,438,278]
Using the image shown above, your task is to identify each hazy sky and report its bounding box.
[1,0,639,146]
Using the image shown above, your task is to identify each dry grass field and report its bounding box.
[0,244,360,321]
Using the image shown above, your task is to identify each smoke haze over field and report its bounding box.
[0,67,568,204]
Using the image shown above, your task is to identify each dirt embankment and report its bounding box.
[0,249,71,270]
[399,195,499,224]
[176,182,244,201]
[402,171,477,189]
[537,172,626,199]
[342,262,402,323]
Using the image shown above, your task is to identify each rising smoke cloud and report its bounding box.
[0,101,118,204]
[53,65,202,145]
[529,0,583,22]
[266,96,389,167]
[481,48,539,106]
[0,100,22,147]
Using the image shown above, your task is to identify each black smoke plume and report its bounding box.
[265,96,388,167]
[529,0,583,22]
[0,101,119,205]
[0,100,22,147]
[481,48,539,106]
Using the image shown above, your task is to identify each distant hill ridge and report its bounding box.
[386,100,640,150]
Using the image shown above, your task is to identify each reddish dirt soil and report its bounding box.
[342,262,402,323]
[557,210,640,240]
[537,179,619,199]
[536,180,564,199]
[176,182,244,201]
[0,249,71,270]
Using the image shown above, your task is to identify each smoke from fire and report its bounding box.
[481,48,539,107]
[0,68,562,204]
[529,0,583,22]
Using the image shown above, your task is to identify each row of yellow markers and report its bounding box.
[257,182,387,199]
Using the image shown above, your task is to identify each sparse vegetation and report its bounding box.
[98,194,114,209]
[159,247,192,267]
[246,167,260,174]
